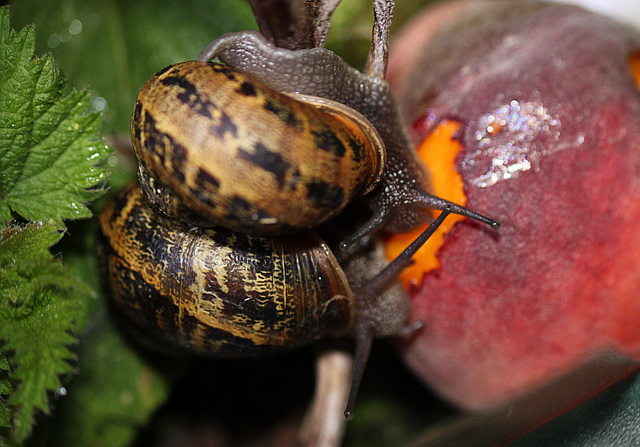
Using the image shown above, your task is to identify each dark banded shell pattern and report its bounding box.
[97,183,355,357]
[131,61,385,236]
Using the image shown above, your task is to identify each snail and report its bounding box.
[198,30,500,243]
[105,21,502,421]
[97,182,454,418]
[132,30,499,241]
[132,61,386,236]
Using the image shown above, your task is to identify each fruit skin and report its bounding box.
[388,0,640,410]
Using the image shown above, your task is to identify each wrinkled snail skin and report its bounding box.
[97,183,360,357]
[131,60,385,236]
[199,30,499,238]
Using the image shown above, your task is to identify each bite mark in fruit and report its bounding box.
[385,120,466,287]
[629,51,640,90]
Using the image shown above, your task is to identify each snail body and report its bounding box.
[132,60,385,236]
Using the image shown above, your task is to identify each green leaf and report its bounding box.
[0,6,111,227]
[0,353,11,429]
[0,222,93,442]
[46,317,170,447]
[0,403,9,432]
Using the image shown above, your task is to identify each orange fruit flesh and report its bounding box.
[629,51,640,90]
[384,120,465,288]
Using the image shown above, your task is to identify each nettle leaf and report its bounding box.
[0,222,92,442]
[0,6,110,227]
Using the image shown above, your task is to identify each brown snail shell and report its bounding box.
[97,183,355,357]
[131,61,385,236]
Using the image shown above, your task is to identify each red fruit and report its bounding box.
[386,0,640,409]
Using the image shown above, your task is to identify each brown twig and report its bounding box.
[247,0,315,49]
[298,346,352,447]
[365,0,395,78]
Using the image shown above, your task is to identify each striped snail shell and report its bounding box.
[97,183,357,357]
[131,60,385,236]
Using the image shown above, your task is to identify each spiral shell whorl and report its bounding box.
[98,183,355,357]
[132,60,384,235]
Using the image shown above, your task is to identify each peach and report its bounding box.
[386,0,640,409]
